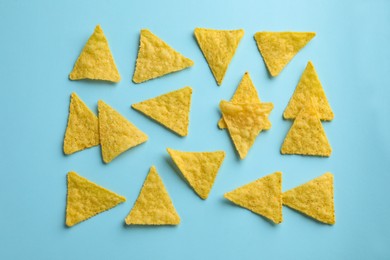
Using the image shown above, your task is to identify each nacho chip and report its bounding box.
[283,172,335,224]
[69,25,120,82]
[254,32,315,77]
[167,148,225,199]
[63,93,99,155]
[284,61,334,120]
[224,172,283,224]
[66,171,126,227]
[194,28,244,85]
[220,101,273,159]
[132,29,194,83]
[218,72,270,130]
[98,100,148,163]
[281,99,331,156]
[125,166,180,225]
[132,87,192,136]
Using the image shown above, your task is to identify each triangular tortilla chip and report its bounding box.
[194,28,244,85]
[218,72,270,130]
[66,171,126,227]
[132,29,194,83]
[220,100,273,159]
[125,166,180,225]
[224,172,283,224]
[69,25,120,82]
[284,61,334,120]
[132,87,192,136]
[283,172,335,224]
[254,32,315,77]
[281,99,331,156]
[167,148,225,199]
[98,100,148,163]
[63,93,99,155]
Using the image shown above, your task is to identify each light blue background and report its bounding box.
[1,0,389,259]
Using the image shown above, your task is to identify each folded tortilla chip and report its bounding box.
[125,166,180,225]
[283,172,335,224]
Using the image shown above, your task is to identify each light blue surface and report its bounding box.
[1,0,389,259]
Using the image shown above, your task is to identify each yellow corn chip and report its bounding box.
[218,72,271,130]
[281,99,332,156]
[66,171,126,227]
[98,100,148,163]
[220,100,273,159]
[167,148,225,199]
[69,25,120,82]
[284,61,334,120]
[283,172,335,224]
[224,172,283,224]
[132,87,192,136]
[125,166,180,225]
[194,28,244,85]
[254,32,315,77]
[63,93,99,155]
[132,29,194,83]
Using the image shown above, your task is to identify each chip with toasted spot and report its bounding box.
[284,61,334,120]
[283,172,335,224]
[220,100,273,159]
[254,32,315,77]
[194,28,244,85]
[125,166,180,225]
[167,148,225,199]
[224,172,283,224]
[218,72,270,130]
[98,100,148,163]
[69,25,120,82]
[66,171,126,227]
[132,29,194,83]
[63,93,99,155]
[281,99,331,156]
[132,87,192,136]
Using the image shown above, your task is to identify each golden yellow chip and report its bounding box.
[281,99,332,156]
[98,100,148,163]
[63,93,99,155]
[284,61,334,120]
[283,172,335,224]
[69,25,120,82]
[167,148,225,199]
[66,171,126,227]
[194,28,244,85]
[218,72,270,130]
[220,100,273,159]
[132,87,192,136]
[254,32,315,77]
[125,166,180,225]
[224,172,283,224]
[132,29,194,83]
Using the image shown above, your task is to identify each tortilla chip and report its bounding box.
[66,171,126,227]
[224,172,283,224]
[167,148,225,199]
[125,166,180,225]
[98,100,148,163]
[218,72,270,130]
[63,93,99,155]
[254,32,315,77]
[283,172,335,224]
[284,61,334,120]
[69,25,120,82]
[132,87,192,136]
[281,99,331,156]
[132,29,194,83]
[220,100,273,159]
[194,28,244,85]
